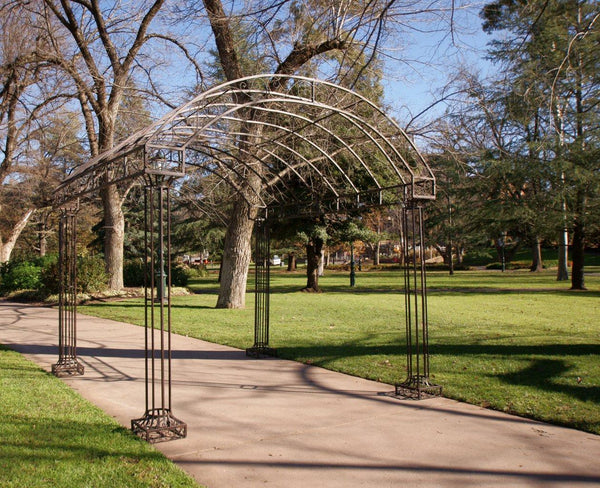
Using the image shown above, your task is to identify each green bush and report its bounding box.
[40,260,60,294]
[77,255,108,293]
[123,259,191,287]
[40,255,108,294]
[123,260,146,287]
[0,262,42,292]
[170,264,191,287]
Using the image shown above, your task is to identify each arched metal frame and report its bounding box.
[53,74,440,442]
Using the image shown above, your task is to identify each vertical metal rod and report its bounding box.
[132,176,186,442]
[150,186,156,413]
[167,185,172,411]
[53,207,83,377]
[144,188,149,413]
[58,217,65,359]
[402,207,412,377]
[396,201,441,398]
[248,215,274,357]
[411,207,420,381]
[418,207,430,377]
[159,185,166,411]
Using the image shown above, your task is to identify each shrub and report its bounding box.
[0,261,42,292]
[41,255,108,294]
[123,260,145,287]
[170,264,191,287]
[123,259,191,287]
[40,260,61,294]
[77,255,108,293]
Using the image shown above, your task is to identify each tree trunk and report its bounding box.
[0,208,34,263]
[557,229,569,281]
[302,237,323,292]
[570,211,586,290]
[101,183,125,290]
[318,249,325,276]
[287,252,296,271]
[446,243,454,276]
[530,237,543,272]
[374,241,380,265]
[216,196,256,308]
[39,221,47,257]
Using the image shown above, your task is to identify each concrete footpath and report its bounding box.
[1,301,599,488]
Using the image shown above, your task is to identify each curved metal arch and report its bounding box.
[189,124,312,192]
[56,74,434,209]
[176,75,432,176]
[193,109,359,195]
[185,122,343,200]
[200,106,386,191]
[166,95,411,187]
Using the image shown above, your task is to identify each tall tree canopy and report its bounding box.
[481,0,600,289]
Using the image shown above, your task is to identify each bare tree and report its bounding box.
[196,0,456,308]
[0,4,66,262]
[35,0,204,289]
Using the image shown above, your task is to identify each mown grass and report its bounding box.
[79,268,600,435]
[0,345,201,488]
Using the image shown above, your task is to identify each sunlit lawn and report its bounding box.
[79,267,600,435]
[0,346,201,488]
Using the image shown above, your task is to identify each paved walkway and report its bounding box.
[1,301,599,488]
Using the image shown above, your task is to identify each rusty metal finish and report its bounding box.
[394,203,441,399]
[53,75,435,210]
[52,204,84,377]
[130,408,187,443]
[131,181,186,443]
[246,216,276,358]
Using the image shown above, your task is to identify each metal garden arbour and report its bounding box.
[52,74,441,442]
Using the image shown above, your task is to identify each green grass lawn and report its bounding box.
[79,267,600,435]
[0,345,201,488]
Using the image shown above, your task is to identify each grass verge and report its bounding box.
[79,268,600,435]
[0,345,201,488]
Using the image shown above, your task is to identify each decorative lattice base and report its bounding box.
[394,375,442,400]
[246,346,277,358]
[52,358,85,377]
[131,408,187,443]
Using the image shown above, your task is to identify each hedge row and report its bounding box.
[0,256,192,296]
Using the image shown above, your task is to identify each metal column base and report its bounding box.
[131,408,187,443]
[246,346,277,358]
[52,358,84,376]
[394,375,442,399]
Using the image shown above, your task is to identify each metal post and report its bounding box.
[131,181,186,442]
[350,241,356,287]
[500,231,507,272]
[247,214,276,357]
[395,203,441,399]
[53,203,84,377]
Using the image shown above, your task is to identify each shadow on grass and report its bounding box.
[495,358,600,404]
[277,343,600,404]
[81,302,215,311]
[2,416,165,463]
[188,283,600,297]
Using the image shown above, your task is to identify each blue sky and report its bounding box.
[380,3,499,126]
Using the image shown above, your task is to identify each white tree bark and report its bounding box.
[0,208,35,263]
